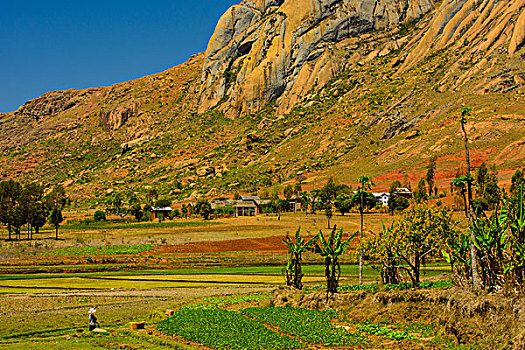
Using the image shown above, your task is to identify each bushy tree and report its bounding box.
[393,205,456,287]
[500,184,525,288]
[320,178,338,203]
[361,223,400,285]
[195,199,212,220]
[510,169,524,195]
[334,193,352,216]
[93,210,106,222]
[130,203,142,222]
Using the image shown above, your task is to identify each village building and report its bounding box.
[149,206,172,219]
[233,195,262,217]
[395,188,413,198]
[288,195,302,212]
[372,192,390,206]
[210,198,233,210]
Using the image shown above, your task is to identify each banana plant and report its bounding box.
[442,232,471,287]
[469,212,506,289]
[500,184,525,287]
[282,227,317,290]
[312,225,357,295]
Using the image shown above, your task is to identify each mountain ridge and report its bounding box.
[0,0,524,205]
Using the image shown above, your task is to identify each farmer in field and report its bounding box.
[89,308,99,331]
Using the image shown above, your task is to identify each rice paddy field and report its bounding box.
[0,212,473,349]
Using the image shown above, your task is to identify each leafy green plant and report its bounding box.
[157,308,303,349]
[501,184,525,288]
[242,307,364,346]
[357,323,416,340]
[313,226,357,294]
[282,227,317,289]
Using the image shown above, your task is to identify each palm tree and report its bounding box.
[357,175,374,284]
[282,227,318,289]
[460,107,481,290]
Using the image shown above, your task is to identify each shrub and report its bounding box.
[93,210,106,222]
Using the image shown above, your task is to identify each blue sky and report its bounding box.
[0,0,239,113]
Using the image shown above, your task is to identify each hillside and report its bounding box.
[0,0,524,206]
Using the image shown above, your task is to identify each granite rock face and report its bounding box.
[198,0,434,117]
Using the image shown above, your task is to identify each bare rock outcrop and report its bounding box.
[198,0,434,117]
[99,103,140,131]
[15,90,81,121]
[400,0,525,72]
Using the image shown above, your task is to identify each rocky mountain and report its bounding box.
[0,0,524,205]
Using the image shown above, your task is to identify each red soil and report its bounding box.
[159,236,289,254]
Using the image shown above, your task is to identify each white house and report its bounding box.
[372,192,390,206]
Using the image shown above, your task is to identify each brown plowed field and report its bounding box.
[159,235,288,254]
[158,233,360,254]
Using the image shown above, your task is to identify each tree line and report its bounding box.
[0,181,67,240]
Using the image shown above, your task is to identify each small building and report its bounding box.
[210,198,233,210]
[233,202,257,217]
[288,195,302,212]
[395,188,413,199]
[150,206,172,219]
[373,193,390,206]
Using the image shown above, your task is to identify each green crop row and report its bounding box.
[241,307,364,346]
[306,280,454,292]
[42,244,154,256]
[356,323,416,341]
[157,308,303,349]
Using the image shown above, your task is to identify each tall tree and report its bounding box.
[510,169,525,195]
[0,180,23,240]
[325,205,333,229]
[476,162,489,196]
[320,177,338,203]
[49,208,63,239]
[283,184,294,201]
[299,190,311,215]
[459,107,481,290]
[388,180,402,215]
[357,175,374,284]
[414,177,428,203]
[21,183,46,240]
[46,185,67,240]
[426,156,437,197]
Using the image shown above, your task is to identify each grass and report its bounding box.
[41,244,154,256]
[54,220,220,231]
